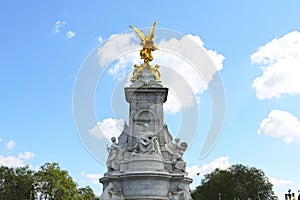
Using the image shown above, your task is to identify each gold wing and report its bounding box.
[149,21,157,39]
[129,25,146,42]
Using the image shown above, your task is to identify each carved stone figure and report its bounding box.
[100,183,125,200]
[173,138,188,172]
[178,183,193,200]
[168,188,184,200]
[109,189,125,200]
[133,124,161,156]
[100,183,113,200]
[168,184,192,200]
[165,138,188,172]
[106,137,123,171]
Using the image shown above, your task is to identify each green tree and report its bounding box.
[34,162,78,200]
[0,165,34,200]
[0,162,97,199]
[192,164,276,200]
[77,186,97,200]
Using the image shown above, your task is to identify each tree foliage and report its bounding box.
[77,186,97,200]
[192,164,277,200]
[0,162,97,200]
[34,162,78,200]
[0,165,35,200]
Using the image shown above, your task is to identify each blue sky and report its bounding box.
[1,0,300,198]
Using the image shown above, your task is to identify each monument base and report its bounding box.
[100,170,192,200]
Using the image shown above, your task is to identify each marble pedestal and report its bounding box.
[100,156,192,199]
[99,67,193,199]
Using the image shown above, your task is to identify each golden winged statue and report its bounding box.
[129,21,158,63]
[129,21,161,83]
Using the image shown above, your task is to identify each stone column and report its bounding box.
[124,87,168,149]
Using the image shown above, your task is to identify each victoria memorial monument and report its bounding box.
[99,21,193,200]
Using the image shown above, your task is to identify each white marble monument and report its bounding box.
[99,21,193,200]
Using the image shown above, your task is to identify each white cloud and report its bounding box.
[19,152,35,160]
[107,52,140,79]
[66,30,76,39]
[155,34,224,95]
[268,177,293,187]
[187,156,230,189]
[152,51,208,113]
[98,35,103,43]
[97,32,139,67]
[0,137,2,142]
[257,109,300,143]
[251,31,300,99]
[81,171,102,184]
[268,177,295,198]
[52,20,66,34]
[163,90,182,114]
[89,118,125,140]
[6,140,15,150]
[186,34,224,71]
[187,156,230,178]
[0,151,35,168]
[97,32,224,114]
[0,155,24,167]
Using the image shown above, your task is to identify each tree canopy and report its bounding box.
[0,165,35,199]
[192,164,277,200]
[0,162,97,200]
